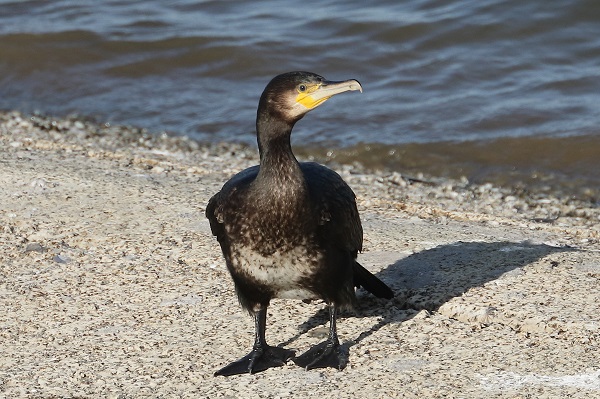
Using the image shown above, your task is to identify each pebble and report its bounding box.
[25,243,46,253]
[53,254,70,264]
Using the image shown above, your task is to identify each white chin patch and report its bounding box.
[288,102,311,119]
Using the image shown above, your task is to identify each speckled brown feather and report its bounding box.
[206,71,392,315]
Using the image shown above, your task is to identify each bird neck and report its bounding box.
[255,117,303,183]
[253,116,311,224]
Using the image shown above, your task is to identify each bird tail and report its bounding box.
[353,261,393,299]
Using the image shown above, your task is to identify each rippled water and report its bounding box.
[1,0,599,198]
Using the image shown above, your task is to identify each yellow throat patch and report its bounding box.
[295,84,330,109]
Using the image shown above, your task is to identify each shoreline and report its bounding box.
[1,110,599,398]
[2,110,599,228]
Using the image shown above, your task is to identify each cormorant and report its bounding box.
[206,71,393,376]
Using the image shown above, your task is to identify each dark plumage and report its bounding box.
[206,71,393,376]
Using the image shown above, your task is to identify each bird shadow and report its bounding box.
[280,240,575,351]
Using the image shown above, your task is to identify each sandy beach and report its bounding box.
[1,111,599,398]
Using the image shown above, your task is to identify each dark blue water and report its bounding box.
[1,0,599,197]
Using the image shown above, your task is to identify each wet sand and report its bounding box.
[1,111,599,398]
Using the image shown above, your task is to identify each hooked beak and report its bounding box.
[296,79,363,110]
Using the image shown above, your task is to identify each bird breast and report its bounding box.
[229,241,322,300]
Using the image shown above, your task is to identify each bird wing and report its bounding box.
[301,162,393,299]
[300,162,363,254]
[206,165,260,241]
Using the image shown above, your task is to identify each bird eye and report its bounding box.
[298,84,307,92]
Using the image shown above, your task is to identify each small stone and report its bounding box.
[25,243,45,253]
[53,254,70,264]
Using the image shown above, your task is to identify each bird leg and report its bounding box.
[294,304,348,370]
[214,306,295,376]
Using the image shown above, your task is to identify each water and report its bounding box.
[1,0,599,199]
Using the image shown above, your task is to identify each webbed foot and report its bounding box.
[293,340,348,370]
[215,345,295,376]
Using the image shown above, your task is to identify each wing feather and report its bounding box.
[300,162,362,254]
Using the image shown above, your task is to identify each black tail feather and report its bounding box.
[353,262,393,299]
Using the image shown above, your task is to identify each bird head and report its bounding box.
[258,71,363,124]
